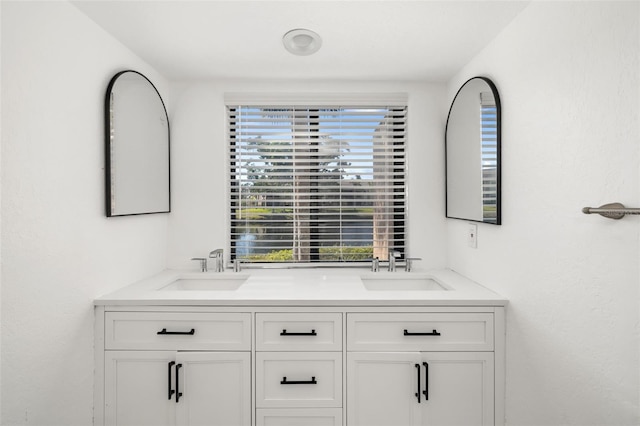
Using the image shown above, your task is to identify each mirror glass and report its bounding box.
[105,70,170,216]
[445,76,501,224]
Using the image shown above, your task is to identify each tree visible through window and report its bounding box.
[228,104,406,263]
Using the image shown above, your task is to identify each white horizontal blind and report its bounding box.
[228,105,407,263]
[480,92,498,223]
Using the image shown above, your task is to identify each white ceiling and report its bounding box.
[72,1,530,82]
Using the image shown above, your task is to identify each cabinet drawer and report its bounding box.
[347,313,494,351]
[105,312,251,350]
[256,313,342,351]
[256,352,342,408]
[256,408,342,426]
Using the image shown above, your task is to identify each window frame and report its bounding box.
[226,94,408,265]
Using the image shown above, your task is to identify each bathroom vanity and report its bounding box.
[94,269,506,426]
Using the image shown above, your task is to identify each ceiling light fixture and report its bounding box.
[282,29,322,56]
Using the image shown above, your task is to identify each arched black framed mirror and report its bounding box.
[445,76,501,224]
[105,70,170,217]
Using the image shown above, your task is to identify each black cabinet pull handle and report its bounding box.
[175,363,183,403]
[422,362,429,400]
[157,328,195,335]
[280,376,317,385]
[403,329,441,336]
[167,361,175,400]
[280,329,317,336]
[415,364,421,403]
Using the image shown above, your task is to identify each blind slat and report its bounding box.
[229,104,407,263]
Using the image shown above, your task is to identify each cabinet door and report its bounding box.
[105,351,176,426]
[421,352,494,426]
[347,352,422,426]
[175,352,251,426]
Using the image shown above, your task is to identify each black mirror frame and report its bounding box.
[445,76,502,225]
[105,70,171,217]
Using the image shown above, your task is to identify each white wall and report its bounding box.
[1,2,170,424]
[446,2,640,424]
[167,80,448,270]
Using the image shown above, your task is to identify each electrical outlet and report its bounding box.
[467,224,478,248]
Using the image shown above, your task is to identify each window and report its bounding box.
[228,99,406,264]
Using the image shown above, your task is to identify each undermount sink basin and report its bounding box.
[158,276,249,291]
[361,277,449,291]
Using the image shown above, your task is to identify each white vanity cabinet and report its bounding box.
[95,274,506,426]
[346,313,496,426]
[98,311,252,426]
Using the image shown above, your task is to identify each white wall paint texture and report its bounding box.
[446,2,640,425]
[1,2,170,424]
[166,80,448,270]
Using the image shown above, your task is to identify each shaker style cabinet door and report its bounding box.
[347,352,495,426]
[104,351,177,426]
[347,352,423,426]
[175,352,251,426]
[104,351,251,426]
[421,352,494,426]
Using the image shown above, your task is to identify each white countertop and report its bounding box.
[95,268,507,307]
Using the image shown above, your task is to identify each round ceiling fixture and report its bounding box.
[283,29,322,56]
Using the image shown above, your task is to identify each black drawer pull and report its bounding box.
[422,362,429,400]
[167,361,175,400]
[415,363,421,403]
[280,329,317,336]
[280,376,317,385]
[403,329,441,336]
[175,363,183,403]
[157,328,195,335]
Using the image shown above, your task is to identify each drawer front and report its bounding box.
[347,313,494,351]
[256,352,342,408]
[256,313,342,351]
[256,408,342,426]
[105,312,251,350]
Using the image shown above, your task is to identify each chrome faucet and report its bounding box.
[209,249,225,272]
[388,249,401,272]
[191,257,207,272]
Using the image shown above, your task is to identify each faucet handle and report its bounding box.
[405,257,422,272]
[233,259,243,273]
[369,257,380,272]
[191,257,207,272]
